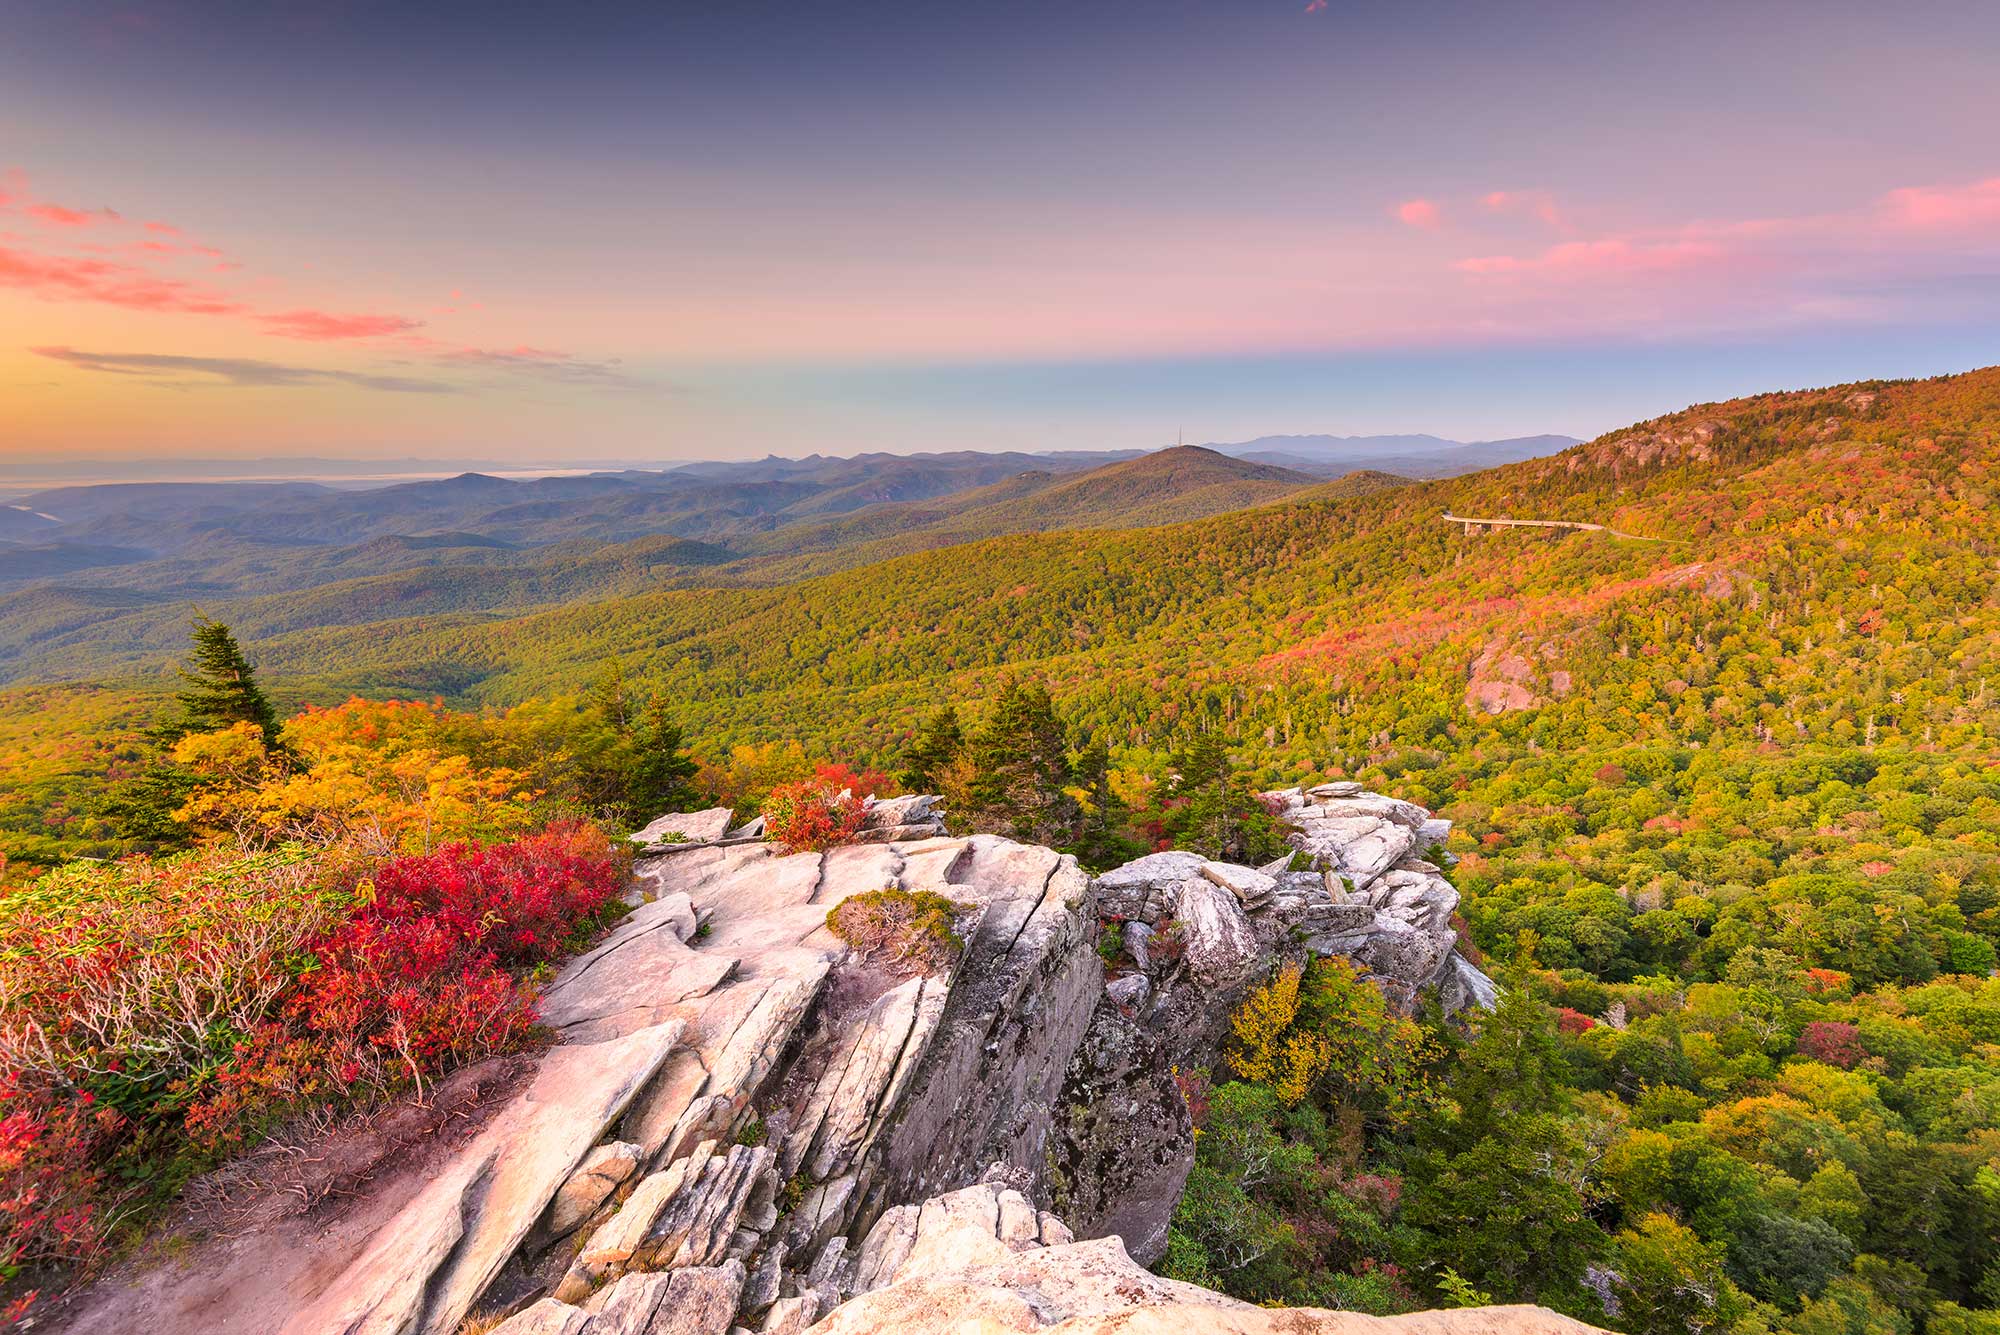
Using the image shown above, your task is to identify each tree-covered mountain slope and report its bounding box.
[0,449,1333,681]
[120,366,1986,766]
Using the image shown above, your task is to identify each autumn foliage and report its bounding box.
[761,776,867,852]
[1793,1019,1866,1070]
[0,823,624,1310]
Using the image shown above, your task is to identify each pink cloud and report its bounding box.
[1304,0,1327,11]
[1479,189,1567,231]
[1395,198,1441,229]
[1879,176,2000,230]
[143,220,180,235]
[0,243,246,315]
[1456,237,1725,278]
[26,202,122,227]
[256,309,424,340]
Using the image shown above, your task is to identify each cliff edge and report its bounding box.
[60,786,1588,1335]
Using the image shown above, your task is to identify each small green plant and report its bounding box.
[825,887,965,973]
[1436,1267,1493,1308]
[733,1114,767,1147]
[1097,920,1126,965]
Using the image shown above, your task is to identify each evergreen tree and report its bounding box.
[1442,972,1571,1148]
[955,678,1081,847]
[590,657,631,730]
[898,704,964,792]
[1162,727,1282,863]
[1068,738,1142,871]
[627,695,702,818]
[160,617,282,748]
[1400,973,1605,1306]
[93,764,197,853]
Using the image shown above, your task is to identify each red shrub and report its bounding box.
[186,825,621,1131]
[1449,912,1486,967]
[0,1073,116,1314]
[1172,1067,1211,1129]
[1555,1007,1597,1035]
[360,822,623,967]
[5,824,626,1314]
[763,780,866,853]
[1343,1171,1403,1213]
[1796,1020,1866,1070]
[811,762,894,800]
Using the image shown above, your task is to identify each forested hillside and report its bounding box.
[0,448,1336,683]
[143,367,1998,761]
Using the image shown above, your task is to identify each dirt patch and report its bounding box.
[43,1055,535,1335]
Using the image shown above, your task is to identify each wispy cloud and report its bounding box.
[26,201,122,227]
[1879,176,2000,230]
[1455,238,1725,279]
[33,345,455,393]
[258,309,424,341]
[1437,174,2000,338]
[3,165,633,385]
[0,244,246,315]
[434,344,644,386]
[1479,189,1568,232]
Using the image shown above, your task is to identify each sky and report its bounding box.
[3,0,1999,468]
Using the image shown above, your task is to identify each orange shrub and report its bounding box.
[762,780,866,852]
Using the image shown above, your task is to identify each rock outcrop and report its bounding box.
[812,1177,1603,1335]
[228,786,1513,1334]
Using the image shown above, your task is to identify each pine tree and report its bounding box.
[1162,728,1279,863]
[956,679,1081,847]
[590,657,631,730]
[1068,738,1141,870]
[1399,971,1603,1305]
[161,617,282,748]
[898,705,964,792]
[628,696,702,817]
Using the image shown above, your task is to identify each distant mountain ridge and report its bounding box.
[1206,432,1580,479]
[0,445,1369,675]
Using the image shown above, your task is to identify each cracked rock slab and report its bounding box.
[557,1141,776,1303]
[282,1020,685,1335]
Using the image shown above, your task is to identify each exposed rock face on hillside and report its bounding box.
[139,785,1526,1335]
[810,1178,1603,1335]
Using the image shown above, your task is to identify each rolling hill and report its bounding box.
[6,365,1995,883]
[24,365,1983,772]
[0,448,1332,678]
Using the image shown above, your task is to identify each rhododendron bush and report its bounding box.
[0,822,624,1311]
[761,776,866,852]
